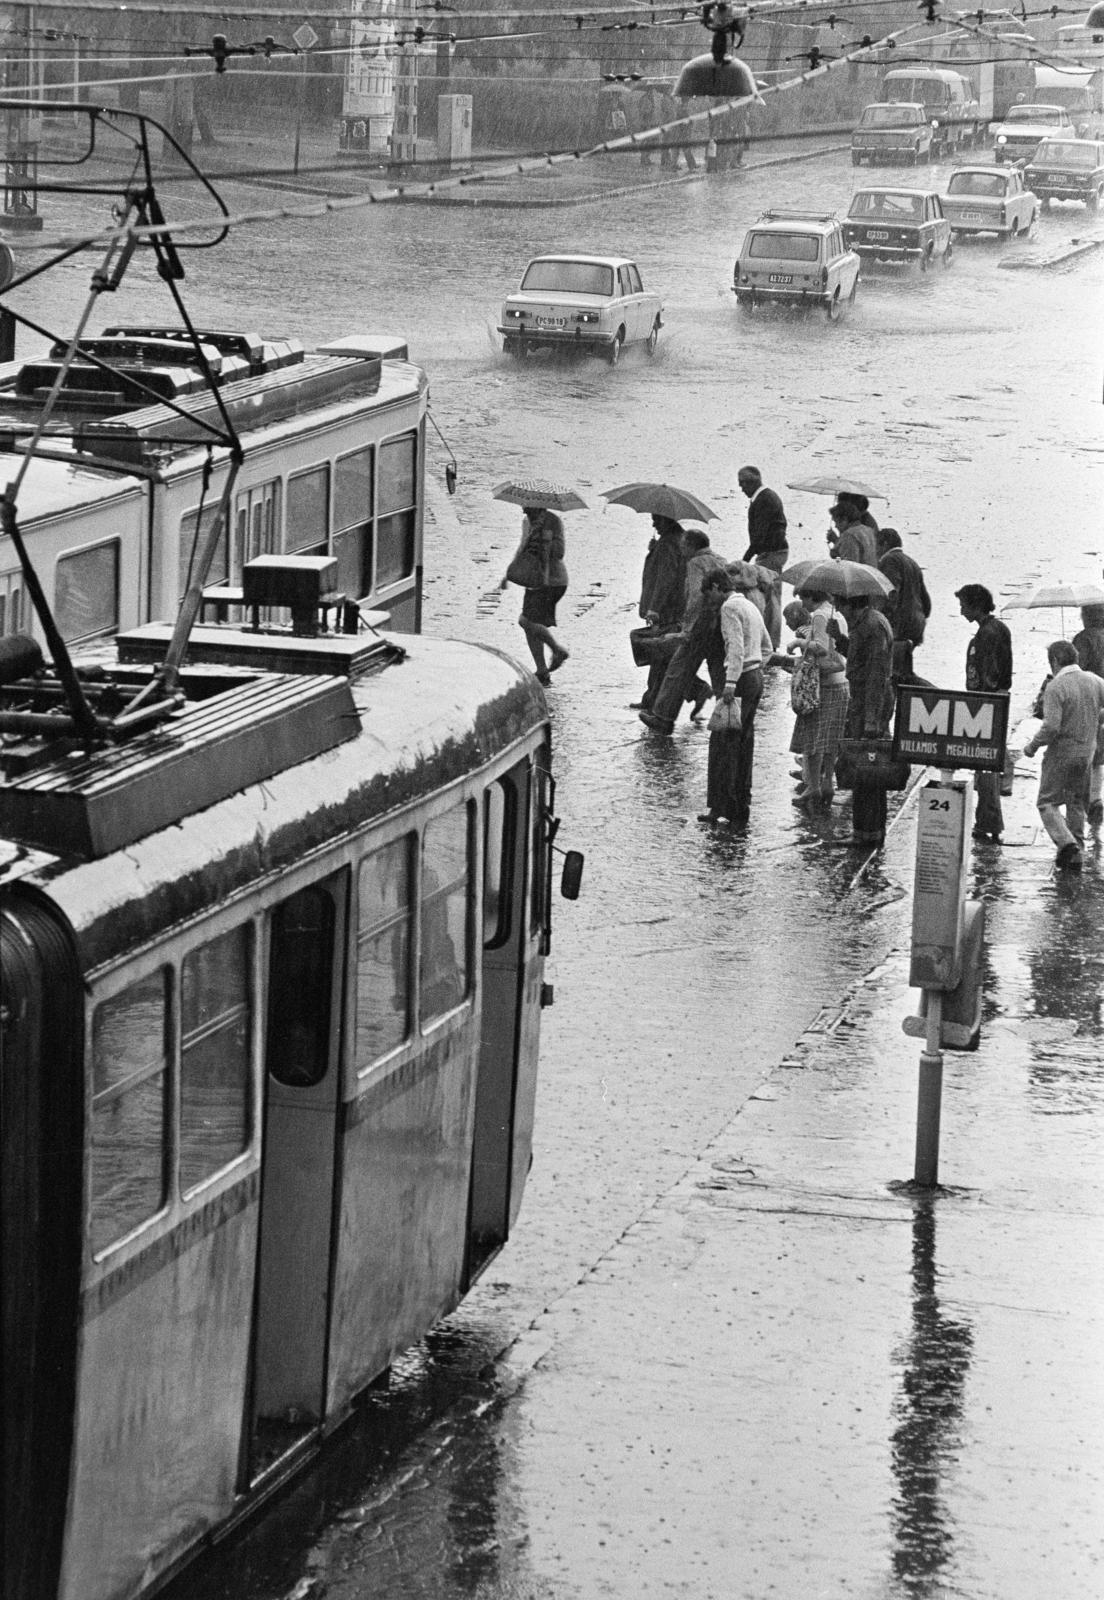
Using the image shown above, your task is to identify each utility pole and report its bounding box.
[3,3,43,232]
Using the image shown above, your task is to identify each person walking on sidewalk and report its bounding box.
[738,465,788,648]
[1022,638,1104,872]
[699,562,772,826]
[501,505,569,685]
[956,583,1012,843]
[1072,603,1104,828]
[639,528,728,732]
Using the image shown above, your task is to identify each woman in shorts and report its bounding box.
[501,505,569,684]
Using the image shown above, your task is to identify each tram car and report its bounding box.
[0,328,427,646]
[1,559,573,1600]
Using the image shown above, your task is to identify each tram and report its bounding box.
[0,328,427,646]
[1,556,573,1600]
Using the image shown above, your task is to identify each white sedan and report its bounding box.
[499,255,663,366]
[941,166,1038,237]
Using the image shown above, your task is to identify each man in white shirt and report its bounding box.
[701,562,773,825]
[1023,638,1104,872]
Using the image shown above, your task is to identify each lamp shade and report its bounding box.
[673,52,758,100]
[1086,1,1104,27]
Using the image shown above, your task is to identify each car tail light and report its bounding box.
[576,311,600,325]
[821,266,828,287]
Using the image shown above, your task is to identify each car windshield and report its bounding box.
[520,260,615,295]
[948,171,1006,196]
[848,191,924,219]
[861,105,924,128]
[1035,141,1097,165]
[746,232,820,262]
[1006,105,1063,124]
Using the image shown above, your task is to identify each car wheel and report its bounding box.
[941,239,953,267]
[848,278,858,306]
[851,151,862,166]
[646,318,660,355]
[504,337,521,358]
[606,330,624,366]
[1088,188,1101,212]
[919,246,929,273]
[826,290,841,322]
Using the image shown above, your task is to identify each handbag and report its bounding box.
[790,654,821,716]
[835,737,909,792]
[505,548,548,589]
[707,696,742,733]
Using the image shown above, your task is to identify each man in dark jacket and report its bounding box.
[956,583,1013,843]
[639,529,728,732]
[738,465,787,646]
[877,527,931,682]
[631,515,687,710]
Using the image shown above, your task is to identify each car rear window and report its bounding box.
[521,260,615,295]
[1035,142,1096,165]
[746,232,820,262]
[849,192,923,219]
[948,172,1005,196]
[861,105,924,128]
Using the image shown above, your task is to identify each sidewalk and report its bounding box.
[490,760,1104,1597]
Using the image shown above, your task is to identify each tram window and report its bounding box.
[0,569,26,636]
[267,887,335,1087]
[531,762,550,936]
[421,803,471,1023]
[334,445,374,598]
[90,970,169,1253]
[286,464,330,556]
[233,480,281,580]
[180,925,252,1194]
[356,834,414,1068]
[483,778,517,949]
[56,540,119,643]
[179,502,228,600]
[376,511,415,588]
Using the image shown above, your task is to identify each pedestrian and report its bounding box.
[698,561,772,826]
[955,583,1012,843]
[630,514,687,710]
[737,464,788,648]
[639,527,728,732]
[500,505,569,685]
[878,528,931,683]
[788,587,850,810]
[838,593,895,846]
[1022,638,1104,872]
[827,500,878,566]
[839,492,879,537]
[1072,602,1104,827]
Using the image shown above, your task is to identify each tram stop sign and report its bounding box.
[892,685,1009,773]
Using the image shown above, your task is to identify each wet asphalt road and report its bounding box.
[18,141,1103,1598]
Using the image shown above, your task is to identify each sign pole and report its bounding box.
[915,989,944,1186]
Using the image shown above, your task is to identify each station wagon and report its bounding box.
[734,211,861,320]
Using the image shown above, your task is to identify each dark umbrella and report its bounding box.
[492,479,587,511]
[601,482,718,522]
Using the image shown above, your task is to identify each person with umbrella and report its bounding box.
[1022,638,1104,872]
[827,499,878,567]
[1072,604,1104,828]
[789,586,849,810]
[500,503,570,685]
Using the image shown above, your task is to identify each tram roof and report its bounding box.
[0,451,145,523]
[0,633,545,973]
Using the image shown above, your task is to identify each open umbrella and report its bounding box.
[786,475,888,502]
[492,479,587,511]
[601,482,718,522]
[1002,581,1104,635]
[781,557,893,600]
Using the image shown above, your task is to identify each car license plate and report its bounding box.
[867,230,889,241]
[537,316,565,328]
[768,274,793,284]
[959,211,985,221]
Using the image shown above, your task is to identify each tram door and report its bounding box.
[246,873,346,1481]
[467,762,531,1281]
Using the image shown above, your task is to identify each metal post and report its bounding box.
[294,56,305,174]
[914,989,944,1186]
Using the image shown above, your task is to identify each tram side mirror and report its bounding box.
[560,849,584,901]
[445,461,458,495]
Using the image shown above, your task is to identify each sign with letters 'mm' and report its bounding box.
[893,686,1009,773]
